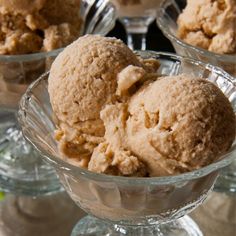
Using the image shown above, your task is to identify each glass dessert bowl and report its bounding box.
[0,0,116,196]
[110,0,162,50]
[156,0,236,77]
[19,51,236,236]
[156,0,236,194]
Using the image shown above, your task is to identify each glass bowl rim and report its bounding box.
[0,0,116,63]
[156,0,236,62]
[19,51,236,185]
[0,48,63,62]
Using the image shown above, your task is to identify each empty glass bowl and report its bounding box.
[0,0,116,196]
[156,0,236,194]
[19,52,236,236]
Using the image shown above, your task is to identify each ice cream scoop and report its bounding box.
[177,0,236,54]
[0,0,46,14]
[0,0,82,54]
[48,35,235,177]
[48,35,158,166]
[88,74,235,176]
[125,74,235,176]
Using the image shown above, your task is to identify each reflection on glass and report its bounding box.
[110,0,162,50]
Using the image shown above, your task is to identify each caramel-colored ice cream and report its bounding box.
[49,35,235,177]
[0,0,82,54]
[126,75,235,175]
[48,35,159,167]
[177,0,236,54]
[0,0,82,109]
[89,74,235,176]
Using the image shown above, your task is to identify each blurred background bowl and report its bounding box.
[156,0,236,77]
[0,0,116,196]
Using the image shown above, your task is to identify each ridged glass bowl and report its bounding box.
[156,0,236,194]
[0,0,116,196]
[19,52,236,236]
[156,0,236,77]
[109,0,162,50]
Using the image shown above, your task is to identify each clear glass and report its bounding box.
[0,1,116,235]
[0,50,62,196]
[0,0,116,196]
[156,0,236,77]
[19,52,236,236]
[110,0,162,50]
[190,192,236,236]
[156,0,236,194]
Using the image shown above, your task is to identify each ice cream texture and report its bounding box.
[88,74,235,176]
[49,35,235,177]
[177,0,236,54]
[49,35,159,168]
[0,0,82,54]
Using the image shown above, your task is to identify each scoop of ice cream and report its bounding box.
[42,23,79,52]
[0,0,46,14]
[89,74,235,176]
[0,31,43,54]
[88,103,148,176]
[49,35,142,134]
[40,0,81,27]
[0,0,82,54]
[0,0,82,110]
[49,35,158,165]
[126,75,235,176]
[177,0,236,54]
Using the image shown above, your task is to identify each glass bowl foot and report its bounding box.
[71,215,202,236]
[0,112,61,195]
